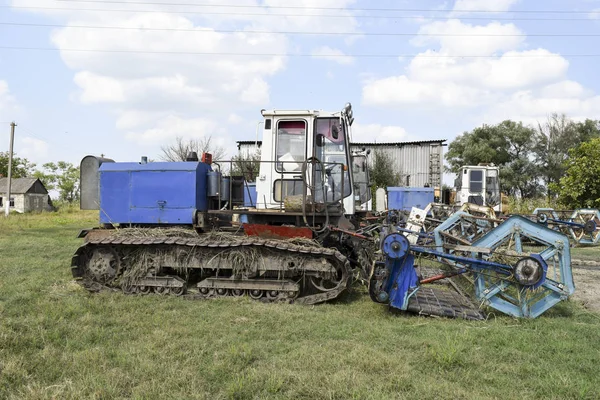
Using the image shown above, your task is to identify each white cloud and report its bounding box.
[363,75,488,107]
[17,137,50,164]
[407,49,568,90]
[125,115,230,148]
[311,46,355,65]
[540,80,590,99]
[0,80,19,121]
[411,20,524,56]
[452,0,519,14]
[351,123,410,143]
[482,89,600,124]
[228,113,244,124]
[240,78,270,104]
[362,18,571,111]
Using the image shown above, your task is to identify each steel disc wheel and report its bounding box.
[171,287,185,296]
[138,286,151,294]
[266,290,280,299]
[249,289,263,299]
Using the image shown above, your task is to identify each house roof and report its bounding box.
[0,177,48,194]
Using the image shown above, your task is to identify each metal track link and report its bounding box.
[71,234,352,305]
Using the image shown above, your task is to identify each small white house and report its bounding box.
[0,177,49,213]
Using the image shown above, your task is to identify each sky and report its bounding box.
[2,0,600,180]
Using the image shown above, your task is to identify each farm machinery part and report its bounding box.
[533,208,600,246]
[434,211,498,255]
[369,216,575,319]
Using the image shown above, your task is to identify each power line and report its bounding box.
[54,0,600,14]
[4,5,600,21]
[3,21,600,36]
[1,45,598,58]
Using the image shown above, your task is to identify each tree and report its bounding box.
[160,136,227,162]
[370,150,401,188]
[550,138,600,208]
[35,161,80,203]
[536,113,600,191]
[444,123,511,173]
[0,152,36,178]
[231,149,261,181]
[445,120,544,198]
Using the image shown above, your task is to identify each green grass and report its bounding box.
[1,211,600,399]
[571,246,600,263]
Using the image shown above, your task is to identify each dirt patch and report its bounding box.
[572,264,600,312]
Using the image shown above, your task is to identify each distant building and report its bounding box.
[0,177,49,213]
[237,139,446,188]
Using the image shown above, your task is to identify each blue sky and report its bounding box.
[2,0,600,176]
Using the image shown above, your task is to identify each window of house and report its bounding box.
[0,197,3,207]
[9,197,15,207]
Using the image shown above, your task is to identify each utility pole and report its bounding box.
[5,122,16,217]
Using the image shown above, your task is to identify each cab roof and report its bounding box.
[260,109,341,118]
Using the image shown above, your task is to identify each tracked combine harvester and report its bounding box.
[73,103,374,304]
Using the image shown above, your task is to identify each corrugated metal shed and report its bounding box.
[237,139,446,188]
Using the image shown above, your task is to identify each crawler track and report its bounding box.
[71,231,353,305]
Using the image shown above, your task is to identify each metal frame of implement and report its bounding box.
[370,216,575,319]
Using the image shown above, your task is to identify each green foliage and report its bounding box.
[35,161,80,203]
[0,151,36,178]
[550,138,600,208]
[537,114,600,191]
[445,120,544,198]
[503,196,564,215]
[369,150,401,188]
[445,124,511,172]
[369,150,401,209]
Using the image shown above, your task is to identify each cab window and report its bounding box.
[276,120,306,172]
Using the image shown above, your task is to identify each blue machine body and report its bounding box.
[243,182,257,207]
[99,162,211,225]
[374,233,419,309]
[387,187,434,211]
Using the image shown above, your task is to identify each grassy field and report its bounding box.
[571,246,600,263]
[1,211,600,399]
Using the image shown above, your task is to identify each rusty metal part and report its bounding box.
[243,223,313,239]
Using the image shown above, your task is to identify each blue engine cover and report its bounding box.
[99,161,210,225]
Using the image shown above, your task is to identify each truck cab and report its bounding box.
[454,164,501,212]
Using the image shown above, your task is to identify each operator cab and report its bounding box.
[255,103,356,215]
[454,164,501,212]
[351,150,372,212]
